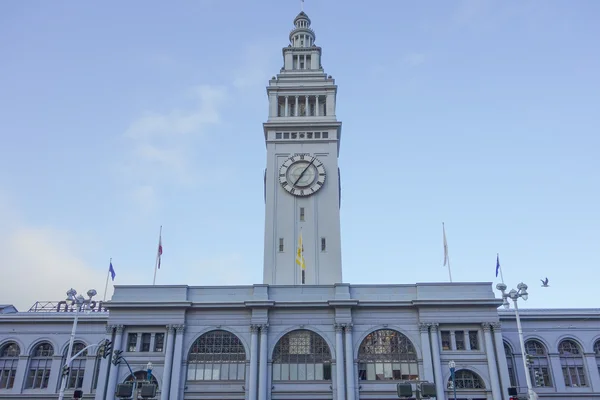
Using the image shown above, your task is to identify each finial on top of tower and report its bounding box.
[301,0,304,12]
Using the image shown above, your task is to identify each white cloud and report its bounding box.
[122,84,228,210]
[0,196,106,311]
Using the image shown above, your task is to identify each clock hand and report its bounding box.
[294,158,316,186]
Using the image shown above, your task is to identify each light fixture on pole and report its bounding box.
[496,282,538,400]
[146,361,153,382]
[448,361,457,400]
[58,288,97,400]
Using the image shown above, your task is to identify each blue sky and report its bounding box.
[1,1,598,311]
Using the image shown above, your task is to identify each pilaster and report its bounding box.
[249,325,260,400]
[11,355,28,394]
[482,323,502,400]
[169,324,186,400]
[584,353,600,391]
[344,324,355,400]
[419,323,434,382]
[334,324,345,400]
[491,322,511,400]
[94,324,114,400]
[258,324,269,400]
[548,353,566,391]
[429,323,446,400]
[160,325,176,400]
[106,324,124,399]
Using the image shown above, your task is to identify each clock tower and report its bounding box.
[263,11,343,285]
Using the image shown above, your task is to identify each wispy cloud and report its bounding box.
[122,84,228,210]
[0,194,106,311]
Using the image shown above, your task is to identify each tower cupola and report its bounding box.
[289,12,315,48]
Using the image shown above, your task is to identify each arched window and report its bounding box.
[187,330,246,381]
[0,342,20,389]
[524,339,552,387]
[60,342,88,390]
[25,342,54,389]
[272,330,331,381]
[504,342,517,387]
[558,339,587,387]
[448,369,485,389]
[594,340,600,376]
[357,329,418,381]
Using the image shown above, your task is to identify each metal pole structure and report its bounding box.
[58,292,81,400]
[513,299,537,400]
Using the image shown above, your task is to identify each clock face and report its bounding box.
[279,154,326,197]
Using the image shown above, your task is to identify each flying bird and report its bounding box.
[541,277,549,287]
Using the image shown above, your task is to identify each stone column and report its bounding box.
[258,324,269,400]
[294,96,299,117]
[429,324,446,400]
[11,355,28,394]
[492,322,511,400]
[585,353,600,391]
[305,95,309,116]
[482,323,503,400]
[160,325,176,400]
[548,353,566,391]
[49,354,63,394]
[106,324,124,398]
[344,324,355,400]
[419,323,434,381]
[334,324,346,400]
[285,96,289,117]
[248,325,260,400]
[168,325,186,400]
[315,96,319,116]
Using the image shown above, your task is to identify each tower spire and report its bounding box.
[301,0,304,12]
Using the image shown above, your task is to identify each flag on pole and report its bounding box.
[495,254,500,277]
[296,231,305,271]
[157,234,163,269]
[109,262,116,281]
[443,223,449,266]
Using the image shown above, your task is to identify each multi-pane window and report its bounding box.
[154,333,165,352]
[125,371,159,398]
[321,238,326,252]
[455,331,465,350]
[187,330,246,381]
[504,342,518,387]
[468,331,479,350]
[525,340,553,387]
[594,340,600,376]
[127,333,138,352]
[358,329,418,381]
[0,342,19,389]
[273,330,331,381]
[441,331,451,350]
[441,329,479,351]
[61,342,87,389]
[559,339,587,387]
[300,207,305,221]
[279,238,284,252]
[25,342,54,389]
[448,369,485,389]
[141,334,151,352]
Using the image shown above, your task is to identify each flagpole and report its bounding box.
[497,253,505,284]
[103,258,111,302]
[443,222,453,282]
[153,226,162,285]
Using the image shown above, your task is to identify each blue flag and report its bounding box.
[109,262,116,281]
[495,255,500,278]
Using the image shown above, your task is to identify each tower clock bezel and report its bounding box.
[279,154,326,197]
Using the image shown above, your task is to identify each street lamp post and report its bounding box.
[448,361,457,400]
[496,282,538,400]
[58,288,97,400]
[146,361,153,382]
